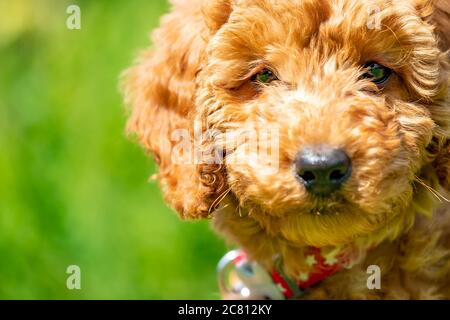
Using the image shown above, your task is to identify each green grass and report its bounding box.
[0,0,227,299]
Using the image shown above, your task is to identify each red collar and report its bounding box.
[271,247,359,299]
[218,247,362,299]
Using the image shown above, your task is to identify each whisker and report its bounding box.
[415,176,440,200]
[209,188,231,214]
[415,176,450,203]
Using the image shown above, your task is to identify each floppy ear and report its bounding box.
[428,0,450,191]
[416,0,450,51]
[123,0,232,219]
[419,0,450,192]
[429,0,450,51]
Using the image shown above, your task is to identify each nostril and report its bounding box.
[329,168,346,182]
[299,170,316,184]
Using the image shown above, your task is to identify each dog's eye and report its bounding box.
[251,69,278,84]
[362,62,392,86]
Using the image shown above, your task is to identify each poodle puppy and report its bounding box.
[123,0,450,299]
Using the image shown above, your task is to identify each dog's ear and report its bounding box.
[428,0,450,51]
[415,1,450,192]
[416,0,450,51]
[430,1,450,193]
[122,1,231,219]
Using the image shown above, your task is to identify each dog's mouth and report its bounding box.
[277,199,388,247]
[303,193,354,216]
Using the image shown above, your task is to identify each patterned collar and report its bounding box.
[218,247,362,299]
[271,247,360,299]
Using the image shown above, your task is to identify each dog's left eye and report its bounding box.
[251,69,278,84]
[362,62,392,86]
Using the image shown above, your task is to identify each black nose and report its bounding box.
[295,146,352,196]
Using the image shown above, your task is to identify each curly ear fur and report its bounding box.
[415,0,450,192]
[123,0,231,219]
[429,0,450,51]
[431,0,450,192]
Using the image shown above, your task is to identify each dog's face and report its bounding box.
[125,0,450,249]
[196,0,450,247]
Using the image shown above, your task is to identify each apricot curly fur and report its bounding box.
[123,0,450,299]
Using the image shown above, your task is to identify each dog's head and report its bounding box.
[124,0,450,248]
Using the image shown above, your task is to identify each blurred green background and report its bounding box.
[0,0,227,299]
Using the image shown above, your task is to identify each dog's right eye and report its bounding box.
[251,69,278,84]
[362,62,392,86]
